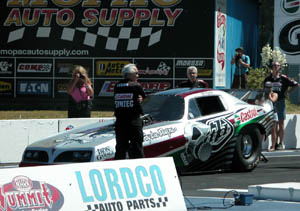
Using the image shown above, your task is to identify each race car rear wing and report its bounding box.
[224,89,269,105]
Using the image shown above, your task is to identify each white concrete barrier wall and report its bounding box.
[262,114,300,150]
[0,118,113,164]
[0,115,299,164]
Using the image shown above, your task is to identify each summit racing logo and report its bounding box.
[17,63,52,73]
[281,0,300,15]
[0,175,64,211]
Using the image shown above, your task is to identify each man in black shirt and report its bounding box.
[178,66,208,88]
[263,61,299,151]
[114,63,146,159]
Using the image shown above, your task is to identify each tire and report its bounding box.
[232,126,262,172]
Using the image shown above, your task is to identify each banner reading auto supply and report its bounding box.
[0,1,214,58]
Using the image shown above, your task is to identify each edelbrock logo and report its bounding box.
[281,0,300,15]
[0,175,64,211]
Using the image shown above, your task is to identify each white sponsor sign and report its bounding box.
[274,0,300,64]
[0,158,186,211]
[214,0,227,87]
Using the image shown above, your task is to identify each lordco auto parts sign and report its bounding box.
[0,0,215,58]
[0,158,187,211]
[274,0,300,63]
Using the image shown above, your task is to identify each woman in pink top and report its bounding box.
[67,65,94,118]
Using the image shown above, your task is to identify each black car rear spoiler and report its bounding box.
[223,89,269,105]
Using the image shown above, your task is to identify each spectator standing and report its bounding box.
[231,47,250,88]
[114,63,146,160]
[263,61,299,151]
[178,66,208,88]
[67,65,94,118]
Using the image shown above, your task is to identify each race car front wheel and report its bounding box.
[232,126,262,172]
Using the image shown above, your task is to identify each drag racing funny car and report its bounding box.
[20,88,275,172]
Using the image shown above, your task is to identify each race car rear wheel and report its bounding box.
[232,126,262,172]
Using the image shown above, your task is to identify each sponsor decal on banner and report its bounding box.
[57,63,74,75]
[99,81,171,96]
[175,58,213,78]
[75,164,170,210]
[57,83,68,94]
[96,61,130,76]
[0,81,12,92]
[0,175,64,211]
[175,59,205,67]
[99,81,118,96]
[0,61,13,74]
[17,80,51,95]
[139,62,171,76]
[17,63,52,73]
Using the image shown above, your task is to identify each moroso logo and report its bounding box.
[0,175,64,211]
[96,61,130,76]
[240,108,258,123]
[17,63,52,73]
[175,59,205,67]
[0,81,12,92]
[281,0,300,15]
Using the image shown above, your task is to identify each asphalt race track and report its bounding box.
[180,150,300,210]
[1,150,300,210]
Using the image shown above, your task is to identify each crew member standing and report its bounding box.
[114,63,146,160]
[178,66,208,88]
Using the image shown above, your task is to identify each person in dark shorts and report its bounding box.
[263,61,299,151]
[178,66,208,88]
[114,63,146,160]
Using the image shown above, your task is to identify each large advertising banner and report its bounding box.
[0,157,187,211]
[0,1,214,58]
[274,0,300,64]
[214,0,227,87]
